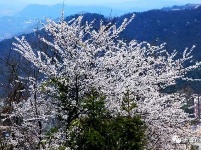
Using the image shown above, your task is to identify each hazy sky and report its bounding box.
[7,0,201,6]
[9,0,201,5]
[0,0,201,15]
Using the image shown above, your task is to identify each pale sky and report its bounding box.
[0,0,201,15]
[9,0,201,6]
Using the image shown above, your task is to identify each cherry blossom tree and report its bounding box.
[11,14,201,149]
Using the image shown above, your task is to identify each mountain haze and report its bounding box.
[0,4,127,40]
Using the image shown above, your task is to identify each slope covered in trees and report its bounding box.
[119,6,201,59]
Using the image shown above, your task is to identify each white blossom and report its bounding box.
[11,14,201,149]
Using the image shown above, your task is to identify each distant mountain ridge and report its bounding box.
[0,4,126,41]
[0,3,201,41]
[162,3,201,11]
[14,4,125,18]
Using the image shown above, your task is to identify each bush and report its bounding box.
[68,89,146,150]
